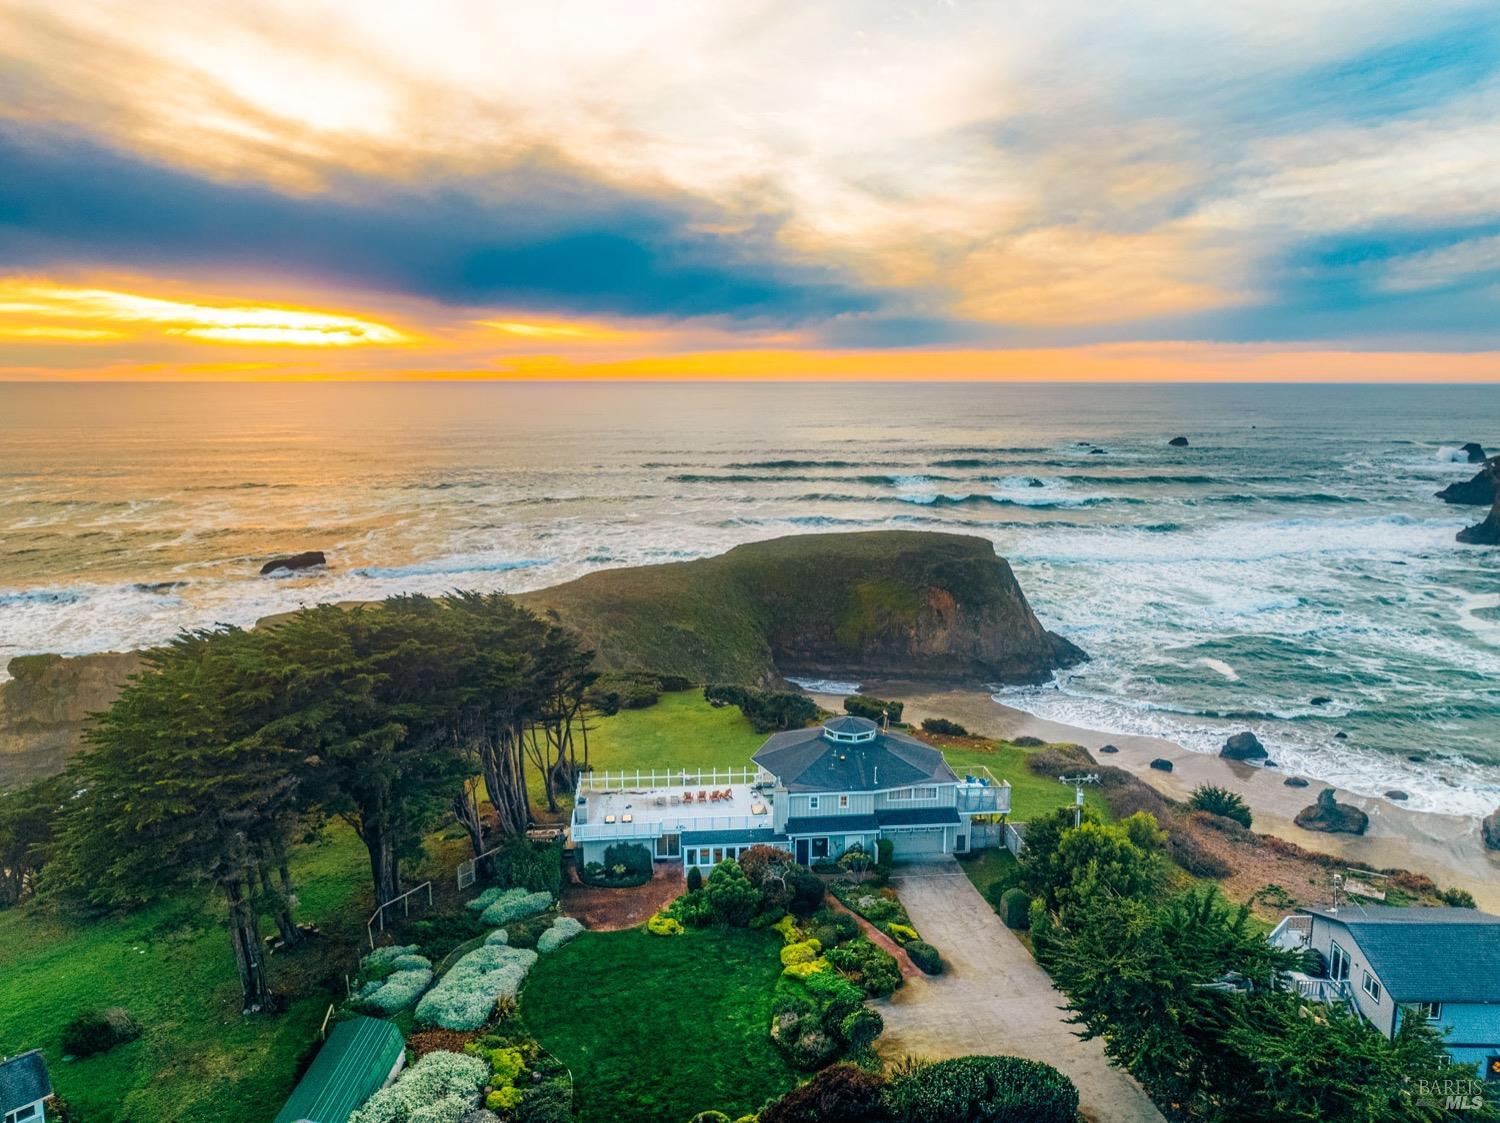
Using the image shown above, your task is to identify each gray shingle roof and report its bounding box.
[753,726,958,792]
[1301,906,1500,1002]
[878,807,961,827]
[823,715,878,735]
[0,1050,51,1112]
[783,814,879,836]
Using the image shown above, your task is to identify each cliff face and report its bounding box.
[1,531,1083,786]
[522,530,1084,687]
[1437,456,1499,506]
[0,651,141,787]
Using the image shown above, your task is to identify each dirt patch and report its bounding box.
[561,863,684,930]
[407,1027,481,1059]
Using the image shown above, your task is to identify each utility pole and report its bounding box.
[1058,773,1100,828]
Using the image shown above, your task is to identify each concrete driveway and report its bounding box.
[875,859,1165,1123]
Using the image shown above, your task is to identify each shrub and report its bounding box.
[359,966,434,1014]
[488,835,565,898]
[579,842,653,888]
[839,1006,884,1051]
[537,916,585,953]
[772,913,802,943]
[667,889,715,928]
[61,1007,141,1058]
[740,844,800,912]
[1440,886,1477,908]
[488,1086,525,1112]
[349,1050,490,1123]
[759,1063,889,1123]
[647,911,685,936]
[803,970,866,1026]
[885,1055,1078,1123]
[705,859,761,926]
[787,864,827,917]
[805,907,858,948]
[843,694,903,724]
[824,937,901,998]
[406,913,487,962]
[904,941,942,975]
[689,1113,731,1123]
[586,671,662,715]
[703,684,818,732]
[782,958,830,979]
[1012,735,1046,747]
[517,1081,573,1123]
[485,928,510,946]
[479,889,554,927]
[999,888,1031,930]
[1189,784,1253,828]
[920,717,968,737]
[1164,825,1232,879]
[414,945,539,1030]
[885,922,918,945]
[686,865,704,892]
[781,938,823,966]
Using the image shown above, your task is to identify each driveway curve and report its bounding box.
[875,859,1165,1123]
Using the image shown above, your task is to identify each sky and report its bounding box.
[1,0,1499,381]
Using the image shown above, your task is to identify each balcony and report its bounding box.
[956,766,1011,815]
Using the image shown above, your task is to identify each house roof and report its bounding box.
[878,807,961,827]
[0,1050,51,1112]
[784,814,879,836]
[681,827,781,847]
[753,725,958,793]
[1300,906,1500,1003]
[273,1016,405,1123]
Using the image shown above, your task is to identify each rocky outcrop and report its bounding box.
[1436,457,1499,506]
[523,531,1086,687]
[1220,731,1267,761]
[260,550,327,576]
[1168,436,1189,447]
[1457,489,1500,546]
[1,652,142,787]
[1482,809,1500,851]
[1463,442,1487,463]
[1149,758,1173,772]
[1284,776,1310,788]
[1294,788,1368,835]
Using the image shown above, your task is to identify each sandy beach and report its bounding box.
[808,683,1500,912]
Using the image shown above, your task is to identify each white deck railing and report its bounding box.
[956,765,1011,814]
[575,767,767,794]
[571,811,771,842]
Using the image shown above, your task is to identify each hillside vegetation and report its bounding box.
[520,530,1082,687]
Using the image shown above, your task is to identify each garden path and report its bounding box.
[825,894,921,978]
[875,859,1166,1123]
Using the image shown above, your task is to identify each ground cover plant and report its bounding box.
[347,1049,489,1123]
[522,926,799,1122]
[415,942,539,1030]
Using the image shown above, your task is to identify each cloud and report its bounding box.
[0,125,880,326]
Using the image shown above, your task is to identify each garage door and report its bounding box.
[886,827,947,859]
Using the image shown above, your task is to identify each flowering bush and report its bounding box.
[348,1050,488,1123]
[415,945,539,1030]
[359,966,434,1014]
[479,888,554,927]
[646,912,684,936]
[779,939,822,966]
[537,916,585,953]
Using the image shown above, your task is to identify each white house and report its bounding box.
[0,1051,51,1123]
[570,714,1009,871]
[1271,906,1500,1081]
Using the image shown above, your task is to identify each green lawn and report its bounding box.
[0,828,374,1123]
[522,926,799,1122]
[585,690,771,774]
[941,741,1112,822]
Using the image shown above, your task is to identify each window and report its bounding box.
[1362,970,1382,1003]
[656,833,680,858]
[811,837,830,860]
[887,786,939,802]
[1329,941,1350,981]
[713,847,725,864]
[1411,1001,1442,1021]
[838,795,850,809]
[9,1106,38,1123]
[808,796,820,810]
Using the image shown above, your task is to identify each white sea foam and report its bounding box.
[1199,657,1240,681]
[786,677,862,695]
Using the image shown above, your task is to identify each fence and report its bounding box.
[1003,821,1028,858]
[457,845,504,891]
[365,880,434,949]
[575,766,765,793]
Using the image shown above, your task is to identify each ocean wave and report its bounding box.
[896,493,1144,509]
[352,557,551,579]
[0,588,87,608]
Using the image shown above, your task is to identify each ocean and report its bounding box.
[2,381,1497,814]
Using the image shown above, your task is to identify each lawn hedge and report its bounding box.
[885,1055,1078,1123]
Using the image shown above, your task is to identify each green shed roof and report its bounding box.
[273,1016,405,1123]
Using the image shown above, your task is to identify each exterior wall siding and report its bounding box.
[873,785,957,811]
[1395,1003,1500,1078]
[1306,918,1397,1036]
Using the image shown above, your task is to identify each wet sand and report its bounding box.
[807,683,1500,912]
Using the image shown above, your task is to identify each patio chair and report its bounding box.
[603,814,616,824]
[697,790,708,803]
[622,813,633,823]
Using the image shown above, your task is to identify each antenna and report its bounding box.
[1057,773,1100,828]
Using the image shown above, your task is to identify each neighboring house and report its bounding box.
[1271,906,1500,1080]
[571,714,1009,870]
[0,1050,51,1123]
[272,1016,406,1123]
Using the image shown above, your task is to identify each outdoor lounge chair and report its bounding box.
[697,790,707,803]
[603,814,616,824]
[622,813,633,823]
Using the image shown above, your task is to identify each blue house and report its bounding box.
[0,1051,52,1123]
[1272,906,1500,1080]
[571,715,1008,870]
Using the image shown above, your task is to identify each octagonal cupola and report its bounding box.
[821,715,879,744]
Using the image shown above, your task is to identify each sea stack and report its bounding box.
[1294,788,1368,835]
[1462,442,1487,463]
[1220,731,1268,761]
[259,550,328,576]
[1436,456,1499,506]
[1482,809,1500,851]
[1457,484,1500,546]
[1168,436,1189,447]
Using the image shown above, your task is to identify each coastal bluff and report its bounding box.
[518,530,1083,688]
[1,532,1080,786]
